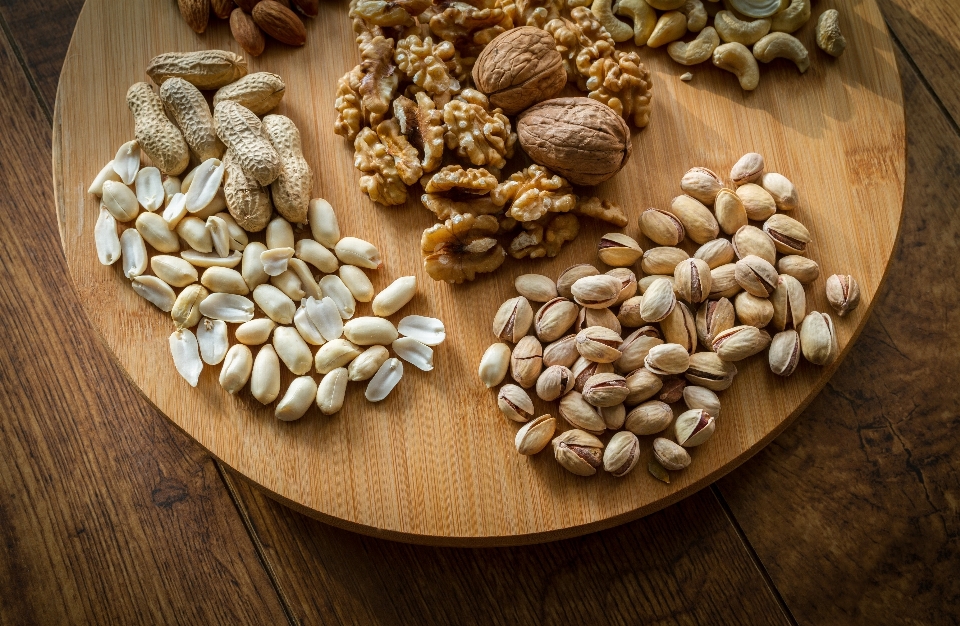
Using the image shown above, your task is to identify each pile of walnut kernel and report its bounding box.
[334,0,655,283]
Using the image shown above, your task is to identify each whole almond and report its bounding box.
[230,9,266,56]
[211,0,236,19]
[178,0,210,34]
[253,0,306,46]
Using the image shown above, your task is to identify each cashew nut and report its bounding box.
[771,0,810,33]
[647,11,688,48]
[714,10,770,45]
[712,42,760,90]
[592,0,634,42]
[725,0,785,19]
[816,9,847,57]
[616,0,658,46]
[753,32,809,72]
[646,0,685,9]
[668,26,720,65]
[681,0,708,32]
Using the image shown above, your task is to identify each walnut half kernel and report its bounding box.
[421,213,507,283]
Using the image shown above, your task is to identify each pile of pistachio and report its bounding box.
[478,152,861,480]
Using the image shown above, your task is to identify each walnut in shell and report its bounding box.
[472,26,566,115]
[517,97,632,186]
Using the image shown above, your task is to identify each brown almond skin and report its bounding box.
[234,0,260,10]
[472,27,566,115]
[231,9,266,56]
[290,0,319,17]
[211,0,236,19]
[253,0,306,46]
[178,0,210,34]
[517,98,632,186]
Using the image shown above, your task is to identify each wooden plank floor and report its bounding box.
[0,0,957,623]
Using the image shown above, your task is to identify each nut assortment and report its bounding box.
[92,52,446,418]
[479,152,860,481]
[174,0,319,56]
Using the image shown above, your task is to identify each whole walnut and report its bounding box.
[517,97,632,186]
[472,27,567,115]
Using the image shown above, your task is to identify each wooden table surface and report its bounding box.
[0,0,957,623]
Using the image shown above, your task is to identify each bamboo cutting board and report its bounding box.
[52,0,904,545]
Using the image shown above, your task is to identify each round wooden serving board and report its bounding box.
[53,0,904,545]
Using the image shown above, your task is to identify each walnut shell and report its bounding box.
[472,27,567,116]
[517,97,632,186]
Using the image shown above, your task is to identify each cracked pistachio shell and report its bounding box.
[607,268,638,305]
[763,213,811,255]
[644,343,690,376]
[515,273,558,302]
[557,264,599,299]
[658,376,687,404]
[639,208,685,246]
[714,188,748,236]
[799,311,838,365]
[543,334,579,368]
[708,263,742,299]
[734,291,775,328]
[694,238,735,269]
[735,255,779,297]
[825,274,861,317]
[510,335,543,388]
[616,326,662,373]
[571,274,622,309]
[680,167,723,205]
[682,385,721,418]
[661,302,697,354]
[653,438,691,471]
[641,246,689,276]
[625,367,663,405]
[603,431,641,477]
[675,408,716,447]
[769,329,801,376]
[572,357,615,392]
[617,295,645,328]
[597,233,642,267]
[552,429,605,476]
[536,365,575,402]
[729,152,764,185]
[685,351,737,391]
[493,296,534,342]
[770,274,806,331]
[732,225,776,266]
[625,400,673,435]
[535,297,579,342]
[498,383,534,422]
[712,325,771,361]
[639,277,677,323]
[577,306,621,335]
[559,391,606,434]
[515,415,557,456]
[696,297,735,347]
[479,343,511,388]
[582,373,629,408]
[670,195,719,244]
[575,326,623,363]
[674,258,712,304]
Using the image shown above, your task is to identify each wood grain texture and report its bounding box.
[879,0,960,124]
[717,46,960,625]
[53,0,905,544]
[0,15,291,626]
[233,472,792,626]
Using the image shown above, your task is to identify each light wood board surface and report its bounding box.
[52,0,904,545]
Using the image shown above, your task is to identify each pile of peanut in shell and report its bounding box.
[91,50,445,421]
[478,152,861,480]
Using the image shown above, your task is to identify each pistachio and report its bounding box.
[778,255,820,284]
[515,273,558,302]
[799,311,838,365]
[582,373,630,407]
[680,167,723,204]
[734,291,774,328]
[674,409,716,447]
[571,274,622,309]
[732,225,776,265]
[493,296,534,342]
[729,152,764,185]
[658,376,687,404]
[552,429,604,476]
[638,274,676,294]
[763,213,810,254]
[661,302,697,353]
[639,277,677,323]
[515,415,556,455]
[510,335,543,388]
[639,208,685,246]
[736,183,776,221]
[616,326,663,373]
[770,274,806,330]
[617,296,645,328]
[825,274,861,317]
[498,384,535,422]
[559,391,606,434]
[714,188,748,235]
[641,246,689,275]
[769,329,801,376]
[606,268,638,305]
[603,431,641,477]
[625,367,664,405]
[734,255,778,297]
[600,403,626,430]
[578,306,622,334]
[760,172,799,211]
[708,263,742,299]
[694,238,735,269]
[685,351,737,391]
[536,365,575,401]
[572,357,615,391]
[670,194,719,244]
[682,385,721,418]
[557,264,599,299]
[597,232,642,267]
[543,334,579,368]
[644,343,690,375]
[712,325,771,361]
[534,297,579,342]
[575,326,623,363]
[653,437,691,471]
[625,400,673,435]
[674,258,712,304]
[696,297,735,347]
[479,343,511,388]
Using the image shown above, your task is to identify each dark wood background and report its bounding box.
[1,0,957,623]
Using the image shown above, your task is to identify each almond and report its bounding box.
[177,0,210,34]
[230,8,266,56]
[211,0,236,19]
[252,0,306,46]
[290,0,319,17]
